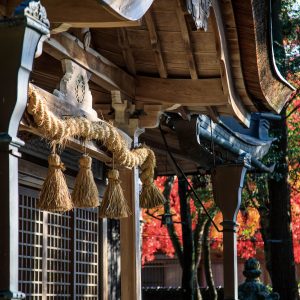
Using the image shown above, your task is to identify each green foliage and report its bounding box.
[280,0,300,73]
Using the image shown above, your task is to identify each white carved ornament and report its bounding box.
[53,59,98,120]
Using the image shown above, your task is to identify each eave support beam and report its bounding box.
[211,161,248,300]
[136,76,228,106]
[0,2,49,299]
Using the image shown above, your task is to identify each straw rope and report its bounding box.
[27,85,165,208]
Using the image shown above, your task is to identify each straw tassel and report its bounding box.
[140,149,165,208]
[72,154,99,208]
[37,152,73,212]
[99,169,131,219]
[140,178,166,209]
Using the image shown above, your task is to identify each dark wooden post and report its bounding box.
[211,162,248,300]
[0,2,49,299]
[178,177,194,300]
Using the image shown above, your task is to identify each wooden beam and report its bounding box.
[136,76,228,106]
[6,0,141,28]
[118,28,136,75]
[144,10,168,78]
[44,32,135,98]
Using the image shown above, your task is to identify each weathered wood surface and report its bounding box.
[44,33,135,98]
[212,0,251,127]
[136,76,228,106]
[5,0,141,30]
[144,9,168,79]
[118,28,136,75]
[231,0,293,112]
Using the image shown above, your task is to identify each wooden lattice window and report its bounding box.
[74,208,98,299]
[19,187,43,298]
[47,211,72,299]
[19,186,99,299]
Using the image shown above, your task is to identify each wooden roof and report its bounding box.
[7,0,290,127]
[2,0,293,172]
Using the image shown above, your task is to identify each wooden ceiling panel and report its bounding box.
[190,32,218,53]
[134,63,160,76]
[132,49,156,66]
[136,77,228,106]
[97,49,125,68]
[92,30,124,54]
[126,29,153,50]
[151,11,181,32]
[151,0,178,12]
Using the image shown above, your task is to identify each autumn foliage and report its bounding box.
[142,176,264,265]
[142,177,197,264]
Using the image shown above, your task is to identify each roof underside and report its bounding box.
[9,0,293,174]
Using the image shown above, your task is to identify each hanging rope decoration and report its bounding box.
[72,154,99,208]
[99,155,131,219]
[140,149,165,208]
[27,85,165,216]
[37,145,73,212]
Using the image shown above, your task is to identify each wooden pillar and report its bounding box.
[119,166,141,300]
[119,127,143,300]
[211,163,247,300]
[0,2,49,299]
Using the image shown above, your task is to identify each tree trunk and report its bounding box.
[193,209,207,300]
[268,110,299,300]
[163,176,184,266]
[254,175,273,279]
[178,177,194,300]
[203,219,218,300]
[194,273,202,300]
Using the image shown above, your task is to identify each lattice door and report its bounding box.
[47,211,72,299]
[19,187,43,299]
[19,186,99,299]
[74,209,98,299]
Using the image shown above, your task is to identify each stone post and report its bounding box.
[0,2,49,298]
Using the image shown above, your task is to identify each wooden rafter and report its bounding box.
[176,1,198,80]
[144,9,168,79]
[118,28,136,75]
[44,32,135,98]
[176,1,219,121]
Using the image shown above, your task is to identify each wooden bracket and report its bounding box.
[111,90,129,125]
[139,104,163,129]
